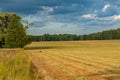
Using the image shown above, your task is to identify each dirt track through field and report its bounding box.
[26,41,120,80]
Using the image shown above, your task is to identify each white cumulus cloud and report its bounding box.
[41,6,54,13]
[95,15,120,21]
[102,4,110,12]
[82,14,96,19]
[110,15,120,21]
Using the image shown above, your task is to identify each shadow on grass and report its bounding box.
[24,46,64,50]
[88,67,120,80]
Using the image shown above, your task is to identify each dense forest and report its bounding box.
[31,28,120,41]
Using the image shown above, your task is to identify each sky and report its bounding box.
[1,0,120,35]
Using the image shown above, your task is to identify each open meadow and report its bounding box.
[25,40,120,80]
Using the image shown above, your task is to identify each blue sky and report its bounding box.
[1,0,120,35]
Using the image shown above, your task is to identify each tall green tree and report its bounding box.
[0,13,31,48]
[0,13,9,47]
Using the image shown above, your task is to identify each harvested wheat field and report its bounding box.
[25,40,120,80]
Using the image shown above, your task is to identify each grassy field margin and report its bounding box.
[0,49,38,80]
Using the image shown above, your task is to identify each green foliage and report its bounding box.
[31,28,120,41]
[5,15,26,48]
[31,34,79,41]
[84,28,120,40]
[0,13,31,48]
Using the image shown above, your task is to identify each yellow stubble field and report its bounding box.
[25,40,120,80]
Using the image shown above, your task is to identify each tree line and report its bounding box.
[1,12,120,47]
[31,28,120,41]
[0,13,31,48]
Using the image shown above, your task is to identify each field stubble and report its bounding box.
[25,40,120,80]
